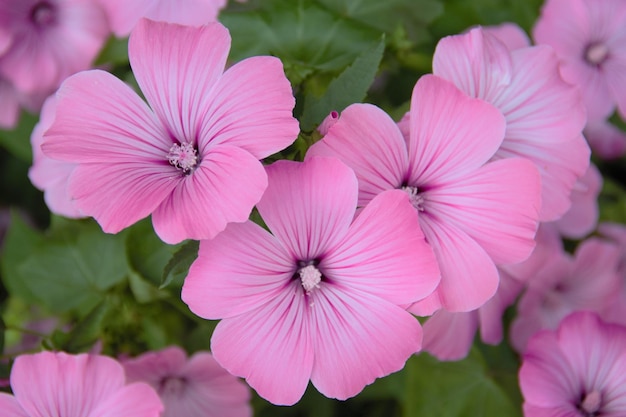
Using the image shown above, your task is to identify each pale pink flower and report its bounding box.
[0,78,22,129]
[122,346,251,417]
[0,351,163,417]
[182,156,440,405]
[511,237,622,352]
[584,119,626,159]
[520,312,626,417]
[483,22,531,50]
[534,0,626,122]
[28,96,83,218]
[309,74,541,313]
[432,27,589,222]
[598,222,626,325]
[42,19,299,244]
[97,0,227,37]
[0,0,109,95]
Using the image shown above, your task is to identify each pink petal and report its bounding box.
[0,78,20,129]
[584,120,626,160]
[68,162,176,235]
[416,217,499,312]
[144,0,227,28]
[522,403,580,417]
[88,383,163,417]
[309,286,422,400]
[0,394,28,417]
[478,271,525,344]
[95,0,153,37]
[123,346,188,386]
[424,158,540,265]
[407,74,506,185]
[422,309,478,361]
[152,145,267,244]
[198,56,299,159]
[306,104,409,206]
[322,190,439,305]
[128,19,230,147]
[210,284,314,406]
[42,70,171,163]
[182,221,294,319]
[483,23,531,51]
[257,157,358,261]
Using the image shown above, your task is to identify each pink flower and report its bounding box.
[122,346,251,417]
[0,351,163,417]
[432,27,589,222]
[534,0,626,122]
[309,74,541,312]
[28,96,83,218]
[97,0,227,37]
[520,312,626,417]
[0,0,109,95]
[182,156,440,405]
[483,22,531,50]
[42,19,299,244]
[511,237,622,351]
[584,119,626,159]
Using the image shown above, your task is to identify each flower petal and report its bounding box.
[210,284,313,406]
[182,221,294,319]
[306,104,409,206]
[88,383,163,417]
[310,286,422,400]
[0,394,28,417]
[129,19,230,145]
[422,309,478,361]
[257,157,358,261]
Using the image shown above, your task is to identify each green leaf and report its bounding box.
[0,111,38,162]
[0,316,5,355]
[95,36,129,67]
[128,269,166,304]
[221,0,381,77]
[126,219,179,287]
[599,177,626,224]
[161,240,199,289]
[54,300,110,353]
[300,37,385,131]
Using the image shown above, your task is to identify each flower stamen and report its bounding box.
[167,142,198,174]
[299,264,321,295]
[585,43,609,66]
[402,186,425,212]
[580,390,602,415]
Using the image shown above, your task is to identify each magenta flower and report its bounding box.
[308,74,541,313]
[534,0,626,122]
[0,351,163,417]
[432,27,589,222]
[122,346,251,417]
[97,0,227,37]
[42,19,299,244]
[0,0,109,95]
[520,312,626,417]
[182,157,440,405]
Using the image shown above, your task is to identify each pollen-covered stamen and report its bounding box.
[299,264,322,294]
[580,390,602,415]
[402,186,425,212]
[585,43,610,66]
[167,142,198,174]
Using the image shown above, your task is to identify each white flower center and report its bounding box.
[167,142,198,174]
[299,265,321,294]
[402,186,425,212]
[580,390,602,415]
[585,43,609,65]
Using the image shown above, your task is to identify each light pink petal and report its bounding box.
[584,120,626,160]
[88,383,163,417]
[407,291,443,316]
[11,352,126,417]
[433,28,513,101]
[257,157,358,261]
[152,146,267,244]
[198,56,299,158]
[0,394,28,417]
[310,286,422,400]
[306,104,409,206]
[561,60,614,122]
[0,78,21,129]
[605,54,626,120]
[483,23,531,51]
[42,70,171,163]
[95,0,153,37]
[422,309,478,361]
[182,221,294,319]
[145,0,227,27]
[554,163,602,239]
[479,271,525,344]
[417,217,499,312]
[424,158,540,265]
[532,0,592,60]
[407,74,506,185]
[123,346,187,385]
[317,110,339,136]
[68,162,176,235]
[522,404,580,417]
[322,190,439,305]
[210,284,313,406]
[129,19,229,146]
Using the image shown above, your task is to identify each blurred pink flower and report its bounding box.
[520,312,626,417]
[182,157,440,405]
[534,0,626,122]
[584,120,626,159]
[0,0,109,95]
[43,19,299,244]
[511,237,622,351]
[0,351,163,416]
[482,22,531,50]
[28,96,83,218]
[97,0,227,37]
[309,74,541,313]
[432,27,589,222]
[123,346,251,417]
